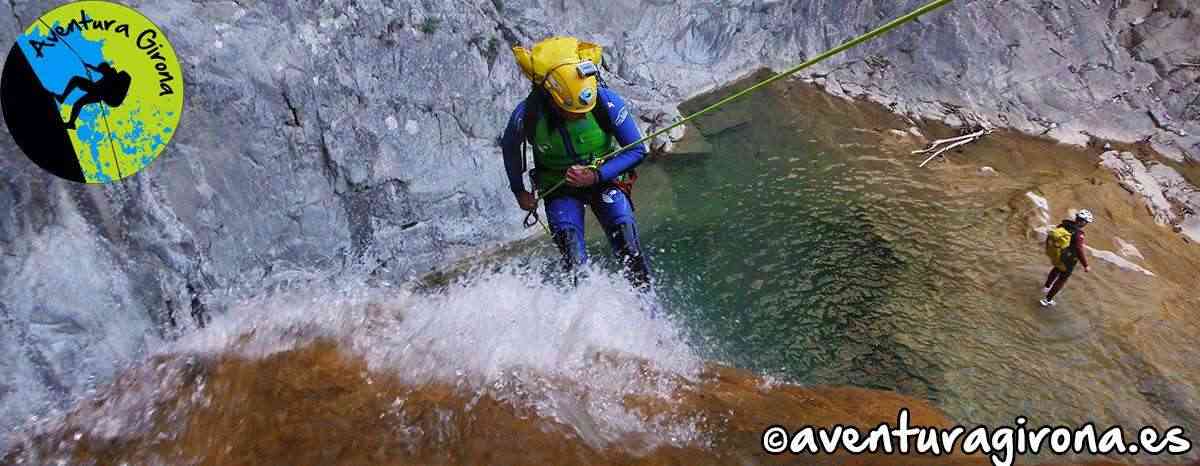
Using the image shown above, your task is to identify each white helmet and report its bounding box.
[1076,209,1094,224]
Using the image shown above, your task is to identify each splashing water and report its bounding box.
[7,264,713,464]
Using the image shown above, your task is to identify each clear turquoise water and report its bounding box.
[519,85,1199,463]
[629,117,943,397]
[512,93,968,401]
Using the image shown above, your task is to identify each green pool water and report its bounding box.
[516,79,1198,463]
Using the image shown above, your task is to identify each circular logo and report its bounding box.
[1,1,183,184]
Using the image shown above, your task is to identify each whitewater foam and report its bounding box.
[9,262,710,459]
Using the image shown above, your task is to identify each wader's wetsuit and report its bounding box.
[1044,219,1089,301]
[501,87,651,288]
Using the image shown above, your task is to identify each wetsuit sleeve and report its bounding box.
[1074,231,1089,268]
[500,101,528,195]
[594,88,647,183]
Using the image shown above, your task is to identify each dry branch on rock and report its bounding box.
[914,126,993,167]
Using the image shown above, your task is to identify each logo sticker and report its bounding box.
[602,189,617,204]
[1,1,184,183]
[614,106,629,126]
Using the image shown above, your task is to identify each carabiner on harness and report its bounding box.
[523,207,540,229]
[524,206,553,235]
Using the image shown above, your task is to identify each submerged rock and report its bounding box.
[1086,247,1156,277]
[1115,237,1146,261]
[1026,192,1052,227]
[0,340,1130,466]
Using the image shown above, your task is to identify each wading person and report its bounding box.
[56,61,132,130]
[1041,209,1093,306]
[500,36,651,290]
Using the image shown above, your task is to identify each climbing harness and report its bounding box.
[38,17,125,180]
[519,0,955,232]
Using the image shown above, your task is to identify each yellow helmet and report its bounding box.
[513,36,604,114]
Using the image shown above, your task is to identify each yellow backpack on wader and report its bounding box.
[1045,225,1072,262]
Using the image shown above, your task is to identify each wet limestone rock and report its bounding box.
[3,0,1200,445]
[1099,150,1200,242]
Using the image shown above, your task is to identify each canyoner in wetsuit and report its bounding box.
[501,36,652,289]
[1041,210,1093,307]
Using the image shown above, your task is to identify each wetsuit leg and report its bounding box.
[590,186,651,290]
[545,195,588,272]
[1046,272,1070,300]
[1046,259,1076,301]
[1044,268,1061,289]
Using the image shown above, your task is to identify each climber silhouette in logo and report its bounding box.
[55,61,132,130]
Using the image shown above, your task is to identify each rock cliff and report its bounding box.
[2,0,1198,445]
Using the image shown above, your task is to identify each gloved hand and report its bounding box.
[565,165,599,187]
[516,190,537,211]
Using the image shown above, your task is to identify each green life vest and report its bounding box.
[530,111,614,189]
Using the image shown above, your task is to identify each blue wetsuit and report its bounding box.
[501,88,651,287]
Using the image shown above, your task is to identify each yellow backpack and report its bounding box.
[1045,225,1072,261]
